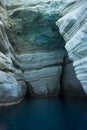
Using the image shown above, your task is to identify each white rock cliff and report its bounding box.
[56,0,87,95]
[0,0,86,106]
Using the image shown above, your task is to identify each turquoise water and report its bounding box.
[0,98,87,130]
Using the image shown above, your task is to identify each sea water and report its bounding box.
[0,98,87,130]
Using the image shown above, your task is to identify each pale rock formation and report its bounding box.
[0,4,26,105]
[0,0,86,106]
[18,50,64,96]
[73,57,87,95]
[61,54,85,96]
[7,0,64,54]
[0,71,24,106]
[56,0,87,94]
[2,0,61,7]
[0,52,14,71]
[0,0,65,101]
[6,0,65,96]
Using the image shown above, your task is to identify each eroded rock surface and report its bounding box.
[7,0,64,54]
[61,54,85,96]
[17,50,64,96]
[0,71,23,106]
[0,4,26,105]
[6,0,66,97]
[56,0,87,95]
[0,0,86,106]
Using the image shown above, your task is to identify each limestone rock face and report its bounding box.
[0,71,25,106]
[0,4,26,105]
[18,50,65,96]
[56,0,87,95]
[61,54,85,96]
[6,0,66,97]
[2,0,49,6]
[0,20,10,54]
[0,0,86,105]
[0,0,65,101]
[7,0,64,54]
[0,52,14,71]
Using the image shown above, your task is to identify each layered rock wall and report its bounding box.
[0,4,26,105]
[0,0,86,106]
[6,0,66,97]
[56,0,87,95]
[18,50,64,96]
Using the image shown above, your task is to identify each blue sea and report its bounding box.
[0,97,87,130]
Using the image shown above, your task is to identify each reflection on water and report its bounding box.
[0,97,87,130]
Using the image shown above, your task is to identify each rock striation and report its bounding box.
[0,71,23,105]
[17,50,65,96]
[56,0,87,95]
[0,0,86,106]
[60,53,85,96]
[0,4,26,105]
[7,0,64,54]
[0,0,66,103]
[5,0,66,97]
